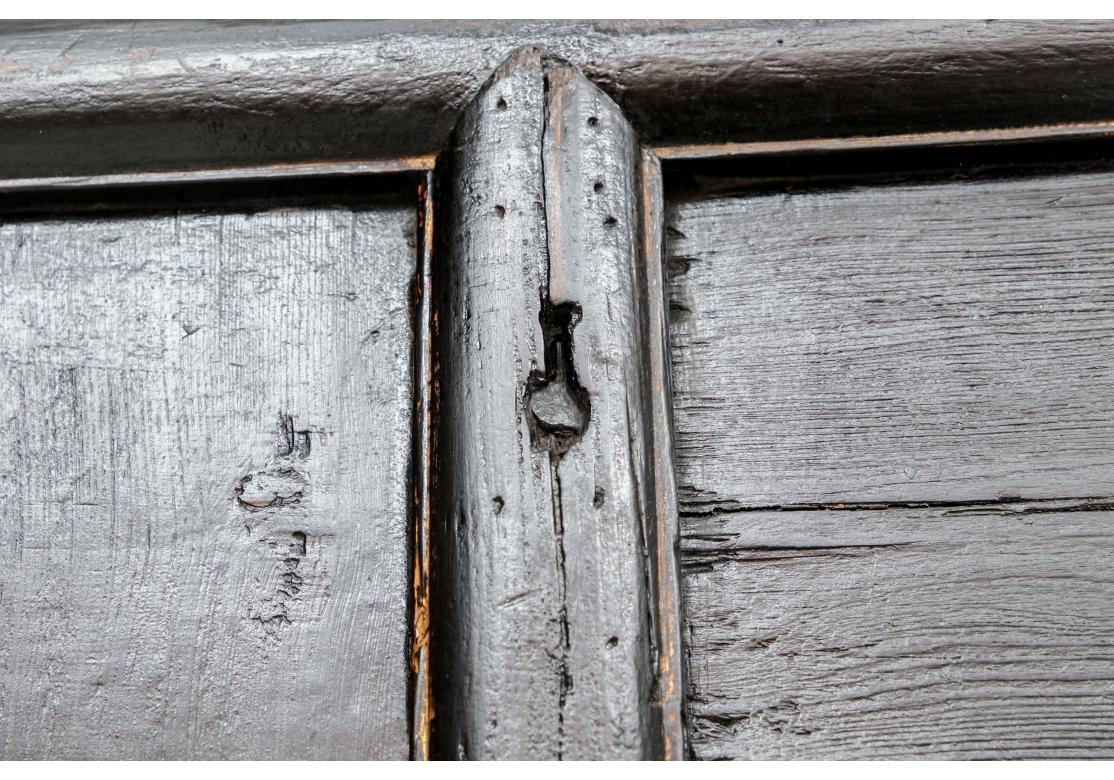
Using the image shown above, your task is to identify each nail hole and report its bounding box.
[593,487,605,508]
[494,205,506,218]
[587,116,598,127]
[291,531,307,557]
[603,215,617,227]
[606,636,619,648]
[496,97,508,111]
[593,180,604,193]
[492,496,504,515]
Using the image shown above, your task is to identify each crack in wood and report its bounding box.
[681,495,1114,516]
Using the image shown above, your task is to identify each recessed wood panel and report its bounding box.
[667,170,1114,509]
[682,502,1114,759]
[0,196,416,758]
[668,167,1114,759]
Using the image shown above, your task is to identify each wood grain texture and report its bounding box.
[681,501,1114,759]
[0,195,416,758]
[4,21,1114,181]
[640,149,685,760]
[667,169,1114,509]
[427,49,675,759]
[428,49,560,760]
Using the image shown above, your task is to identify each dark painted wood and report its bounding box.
[667,161,1114,758]
[5,21,1114,182]
[639,149,685,761]
[426,49,680,760]
[0,193,417,758]
[682,500,1114,759]
[667,167,1114,509]
[6,20,1114,762]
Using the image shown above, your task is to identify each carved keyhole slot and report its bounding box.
[526,297,591,456]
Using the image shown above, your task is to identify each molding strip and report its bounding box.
[410,171,436,761]
[640,148,685,760]
[6,121,1114,196]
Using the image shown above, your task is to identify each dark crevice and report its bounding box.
[537,65,569,761]
[681,494,1114,517]
[665,135,1114,199]
[550,459,572,760]
[276,413,311,459]
[291,531,307,557]
[526,296,591,457]
[0,173,418,218]
[682,542,915,572]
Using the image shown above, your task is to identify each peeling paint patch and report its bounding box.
[47,55,73,74]
[0,60,30,77]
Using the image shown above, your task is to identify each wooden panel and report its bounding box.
[667,169,1114,509]
[0,195,416,758]
[5,21,1114,182]
[681,502,1114,759]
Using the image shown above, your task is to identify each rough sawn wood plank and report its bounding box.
[681,501,1114,759]
[667,169,1114,509]
[0,197,416,758]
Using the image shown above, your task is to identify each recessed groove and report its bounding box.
[0,156,435,194]
[655,120,1114,162]
[681,495,1114,516]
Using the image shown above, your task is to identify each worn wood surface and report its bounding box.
[668,165,1114,758]
[5,21,1114,182]
[427,49,679,759]
[6,20,1114,762]
[0,194,416,758]
[667,169,1114,509]
[639,149,685,760]
[682,501,1114,759]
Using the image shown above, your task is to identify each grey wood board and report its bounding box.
[428,49,562,760]
[681,501,1114,759]
[0,197,416,758]
[666,170,1114,509]
[5,21,1114,180]
[428,49,672,760]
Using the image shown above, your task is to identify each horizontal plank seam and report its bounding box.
[681,495,1114,516]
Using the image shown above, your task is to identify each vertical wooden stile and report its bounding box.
[423,48,683,759]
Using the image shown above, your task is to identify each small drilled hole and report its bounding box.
[492,496,504,515]
[603,215,617,227]
[496,97,508,111]
[494,205,506,218]
[593,181,604,193]
[587,116,598,127]
[606,636,619,648]
[593,487,605,508]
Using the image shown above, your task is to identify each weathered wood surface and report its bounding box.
[5,21,1114,181]
[427,49,679,759]
[682,501,1114,759]
[668,166,1114,759]
[0,195,416,758]
[639,149,685,760]
[667,169,1114,509]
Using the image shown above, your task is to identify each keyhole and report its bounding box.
[526,296,591,456]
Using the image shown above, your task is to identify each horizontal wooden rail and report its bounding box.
[4,21,1114,182]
